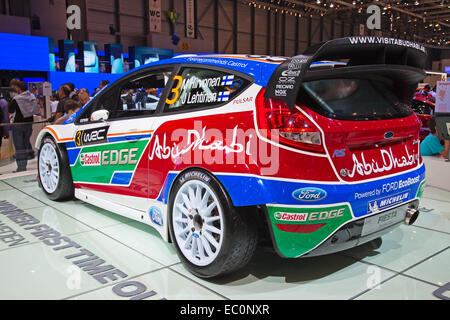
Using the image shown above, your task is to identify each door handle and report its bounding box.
[125,129,143,141]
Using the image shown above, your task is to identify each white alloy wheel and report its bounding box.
[39,143,60,194]
[172,180,224,266]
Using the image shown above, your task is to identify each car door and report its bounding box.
[146,64,254,202]
[71,66,175,213]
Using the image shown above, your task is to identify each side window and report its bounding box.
[164,67,251,112]
[81,67,173,122]
[118,68,172,116]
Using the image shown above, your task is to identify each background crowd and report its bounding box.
[0,79,109,173]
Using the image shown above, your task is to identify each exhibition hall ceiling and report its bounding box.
[244,0,450,47]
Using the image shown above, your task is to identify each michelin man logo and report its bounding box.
[368,201,379,214]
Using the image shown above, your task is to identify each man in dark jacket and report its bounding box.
[8,79,37,172]
[53,85,71,122]
[0,94,10,160]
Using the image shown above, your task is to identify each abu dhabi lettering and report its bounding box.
[347,145,416,178]
[149,125,244,161]
[149,121,280,175]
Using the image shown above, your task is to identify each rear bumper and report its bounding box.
[302,200,418,257]
[265,199,421,258]
[260,164,426,258]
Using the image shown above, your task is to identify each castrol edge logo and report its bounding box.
[274,208,345,222]
[274,212,308,222]
[80,152,101,166]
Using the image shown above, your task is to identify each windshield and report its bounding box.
[302,78,413,121]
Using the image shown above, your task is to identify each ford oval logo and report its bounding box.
[292,187,327,202]
[384,131,394,139]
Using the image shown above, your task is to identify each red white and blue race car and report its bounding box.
[36,37,427,278]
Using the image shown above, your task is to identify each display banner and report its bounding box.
[185,0,196,38]
[77,41,99,73]
[48,38,56,72]
[105,44,124,74]
[129,46,173,69]
[58,39,76,72]
[149,0,162,33]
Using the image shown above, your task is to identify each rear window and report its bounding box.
[301,78,413,121]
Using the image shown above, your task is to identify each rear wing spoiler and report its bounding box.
[264,37,427,110]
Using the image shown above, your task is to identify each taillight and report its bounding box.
[256,88,325,153]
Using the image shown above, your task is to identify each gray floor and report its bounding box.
[0,173,448,300]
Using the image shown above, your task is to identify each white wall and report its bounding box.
[29,0,66,40]
[0,14,31,35]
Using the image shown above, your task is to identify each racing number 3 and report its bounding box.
[166,75,183,105]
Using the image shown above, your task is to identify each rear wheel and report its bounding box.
[38,136,74,201]
[168,170,258,278]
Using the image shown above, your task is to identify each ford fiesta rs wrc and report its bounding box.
[36,37,427,278]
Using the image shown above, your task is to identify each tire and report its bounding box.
[38,136,74,201]
[168,169,258,278]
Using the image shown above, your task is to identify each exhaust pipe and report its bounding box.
[404,204,420,226]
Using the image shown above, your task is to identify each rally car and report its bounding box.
[36,37,426,278]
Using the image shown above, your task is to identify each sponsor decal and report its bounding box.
[281,69,301,77]
[149,207,163,227]
[232,96,253,105]
[75,126,109,147]
[80,152,101,166]
[274,212,308,222]
[332,148,346,158]
[292,187,327,202]
[267,204,352,257]
[265,54,311,106]
[308,208,345,221]
[79,148,139,166]
[347,145,416,178]
[347,36,426,53]
[384,131,394,139]
[367,190,410,213]
[274,208,345,222]
[179,171,211,184]
[149,126,244,161]
[168,73,243,106]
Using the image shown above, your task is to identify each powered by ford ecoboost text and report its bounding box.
[36,37,426,278]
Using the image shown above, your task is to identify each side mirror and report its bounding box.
[90,109,109,122]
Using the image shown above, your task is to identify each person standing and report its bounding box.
[0,94,10,161]
[53,85,71,123]
[8,79,38,172]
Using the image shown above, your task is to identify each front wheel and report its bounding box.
[38,136,74,201]
[168,170,258,278]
